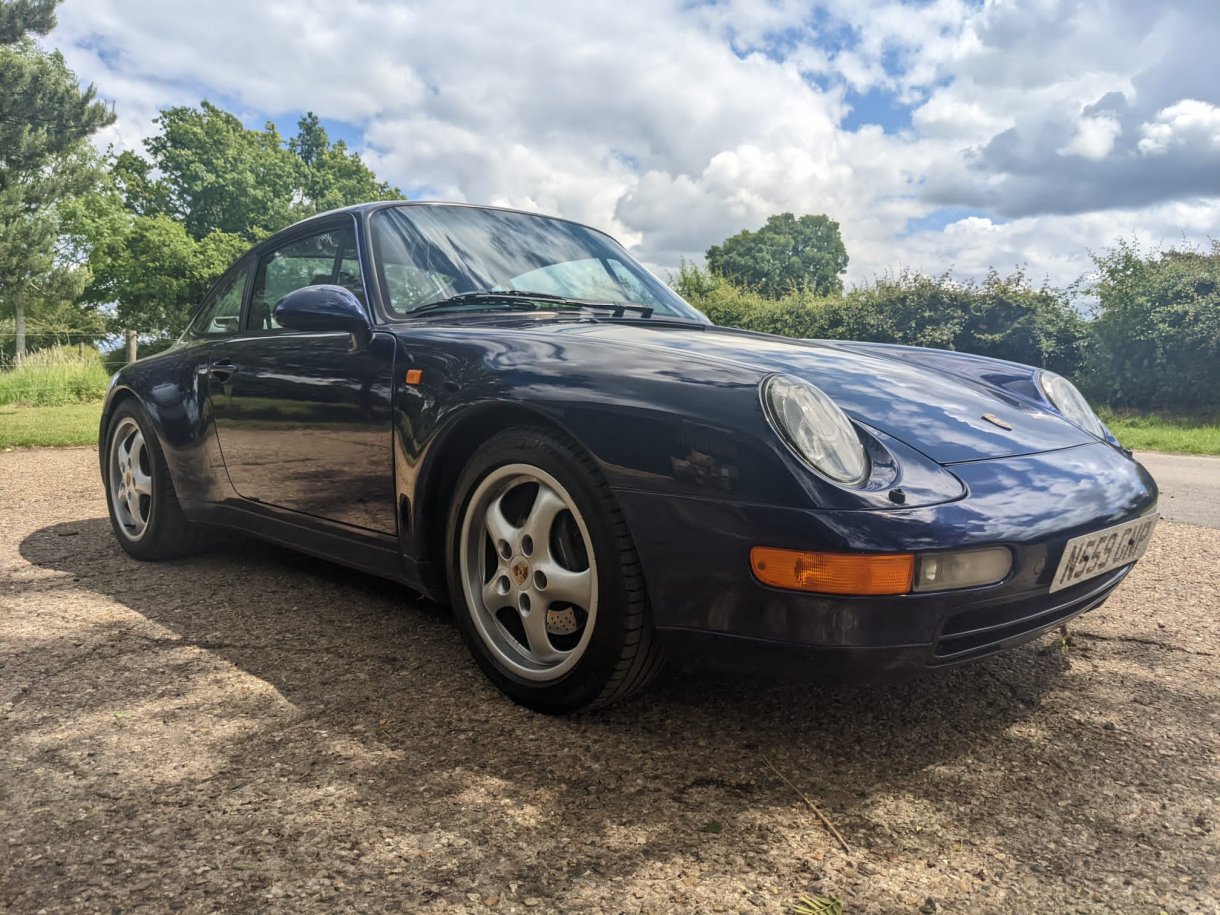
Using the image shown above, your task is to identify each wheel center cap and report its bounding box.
[510,558,530,587]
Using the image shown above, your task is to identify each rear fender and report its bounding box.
[99,354,231,504]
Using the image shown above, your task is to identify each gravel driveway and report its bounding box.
[2,447,1217,914]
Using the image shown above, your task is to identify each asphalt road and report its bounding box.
[1137,451,1220,529]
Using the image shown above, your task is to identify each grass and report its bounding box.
[0,347,108,446]
[0,402,102,448]
[1101,410,1220,456]
[0,346,111,406]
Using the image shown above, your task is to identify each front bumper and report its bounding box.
[613,442,1157,674]
[656,566,1128,678]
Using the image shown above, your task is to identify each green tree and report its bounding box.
[291,112,402,214]
[960,270,1084,372]
[87,213,198,341]
[705,212,849,297]
[0,0,55,42]
[0,0,114,357]
[125,105,404,243]
[85,202,249,349]
[142,101,301,240]
[109,149,171,216]
[1,173,111,360]
[1083,239,1220,410]
[87,104,402,348]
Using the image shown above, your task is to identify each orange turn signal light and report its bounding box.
[405,369,424,385]
[750,547,914,595]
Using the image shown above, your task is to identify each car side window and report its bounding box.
[189,260,252,337]
[247,225,364,332]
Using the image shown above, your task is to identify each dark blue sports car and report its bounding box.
[99,201,1160,712]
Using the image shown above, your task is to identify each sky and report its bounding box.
[47,0,1220,289]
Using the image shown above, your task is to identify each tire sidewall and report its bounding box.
[446,429,632,712]
[103,400,176,560]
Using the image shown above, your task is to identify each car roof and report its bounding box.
[281,199,608,238]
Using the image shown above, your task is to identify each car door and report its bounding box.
[208,220,397,535]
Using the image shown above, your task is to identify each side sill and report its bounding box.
[182,499,421,589]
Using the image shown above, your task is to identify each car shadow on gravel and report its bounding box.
[17,515,1178,906]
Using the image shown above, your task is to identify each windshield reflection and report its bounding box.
[370,204,706,321]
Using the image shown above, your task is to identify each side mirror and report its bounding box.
[274,285,372,338]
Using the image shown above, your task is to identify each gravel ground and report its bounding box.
[2,447,1217,915]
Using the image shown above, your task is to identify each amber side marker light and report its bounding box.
[405,369,424,385]
[750,547,914,595]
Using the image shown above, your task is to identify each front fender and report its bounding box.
[392,326,969,587]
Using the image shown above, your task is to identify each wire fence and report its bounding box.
[0,337,109,372]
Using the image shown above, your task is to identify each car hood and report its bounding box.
[526,320,1095,464]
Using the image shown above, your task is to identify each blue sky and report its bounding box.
[840,87,914,133]
[49,0,1220,288]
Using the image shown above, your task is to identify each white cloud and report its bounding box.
[1138,99,1220,156]
[1059,113,1123,160]
[886,198,1220,288]
[46,0,1220,293]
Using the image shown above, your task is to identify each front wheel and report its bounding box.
[446,427,663,713]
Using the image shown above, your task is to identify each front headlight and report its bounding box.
[763,374,869,486]
[1037,371,1107,439]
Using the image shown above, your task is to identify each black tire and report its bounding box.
[102,399,206,560]
[445,426,664,713]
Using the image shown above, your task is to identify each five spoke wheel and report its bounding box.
[108,416,153,540]
[460,464,598,681]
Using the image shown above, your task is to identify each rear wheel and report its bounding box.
[446,427,663,713]
[103,400,205,560]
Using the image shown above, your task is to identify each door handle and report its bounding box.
[208,360,238,382]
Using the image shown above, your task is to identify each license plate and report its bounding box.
[1049,513,1159,593]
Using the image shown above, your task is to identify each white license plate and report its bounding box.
[1049,513,1159,593]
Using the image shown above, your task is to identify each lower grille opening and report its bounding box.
[932,568,1127,662]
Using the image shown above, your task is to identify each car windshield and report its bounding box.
[370,204,707,321]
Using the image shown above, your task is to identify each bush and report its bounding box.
[675,265,1086,375]
[0,345,111,406]
[1082,240,1220,411]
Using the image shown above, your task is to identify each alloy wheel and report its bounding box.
[108,416,153,541]
[458,463,598,681]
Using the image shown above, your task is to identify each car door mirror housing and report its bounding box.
[274,285,372,336]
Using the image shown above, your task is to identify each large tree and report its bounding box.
[89,104,403,347]
[0,0,55,42]
[124,104,403,243]
[143,102,302,240]
[0,0,114,357]
[705,212,848,298]
[84,194,249,349]
[291,112,401,215]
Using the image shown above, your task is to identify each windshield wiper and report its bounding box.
[408,292,542,316]
[409,289,654,318]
